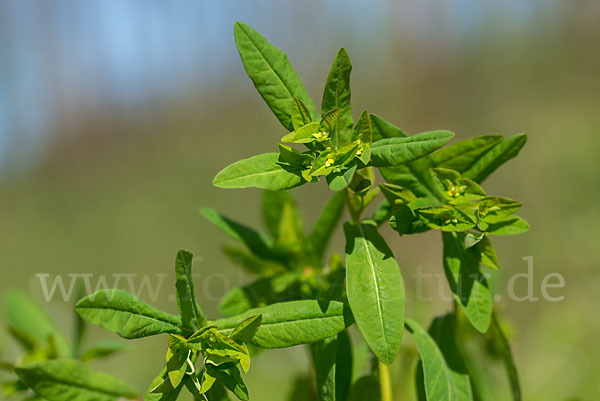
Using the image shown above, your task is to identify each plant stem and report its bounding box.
[378,360,392,401]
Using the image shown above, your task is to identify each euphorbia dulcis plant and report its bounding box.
[14,22,529,401]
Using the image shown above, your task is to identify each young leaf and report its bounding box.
[326,163,357,191]
[80,340,130,362]
[322,48,353,145]
[370,131,454,167]
[430,135,503,173]
[213,153,304,191]
[307,191,346,262]
[229,315,262,344]
[427,315,474,401]
[201,208,285,264]
[175,250,207,331]
[166,347,189,388]
[75,289,183,339]
[477,237,500,270]
[281,122,322,143]
[344,221,405,365]
[147,366,183,401]
[262,190,293,238]
[234,22,318,131]
[370,114,406,141]
[291,97,313,130]
[462,134,528,183]
[491,314,522,401]
[208,364,249,401]
[485,215,530,236]
[218,272,300,316]
[222,246,286,276]
[4,290,71,358]
[442,232,492,333]
[210,300,353,349]
[405,319,454,401]
[15,360,137,401]
[351,111,373,164]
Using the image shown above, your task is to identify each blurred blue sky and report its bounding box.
[0,0,561,173]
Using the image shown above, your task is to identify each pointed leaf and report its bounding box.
[291,97,313,130]
[351,111,373,164]
[147,366,183,401]
[442,233,492,333]
[322,48,353,145]
[262,190,293,238]
[229,315,262,344]
[462,134,527,183]
[307,191,346,262]
[405,319,453,401]
[75,289,183,339]
[326,163,357,191]
[370,114,407,141]
[234,22,318,131]
[428,315,474,401]
[201,208,284,263]
[210,300,353,349]
[4,290,71,358]
[370,131,454,167]
[175,250,207,331]
[344,221,405,364]
[430,135,503,172]
[490,314,521,401]
[485,215,530,236]
[222,246,286,276]
[15,360,137,401]
[213,152,304,191]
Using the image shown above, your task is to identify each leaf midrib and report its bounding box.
[357,224,388,354]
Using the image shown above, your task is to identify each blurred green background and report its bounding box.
[1,1,598,400]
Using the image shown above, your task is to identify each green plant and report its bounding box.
[11,22,529,401]
[1,290,136,401]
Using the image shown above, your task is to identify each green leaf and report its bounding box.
[222,246,286,276]
[335,330,353,401]
[208,364,249,401]
[462,134,527,184]
[347,376,380,401]
[147,366,183,401]
[380,157,444,201]
[442,233,492,333]
[344,221,405,364]
[213,153,304,191]
[430,135,503,173]
[326,163,357,191]
[427,315,474,401]
[491,314,522,401]
[307,191,346,262]
[322,48,353,145]
[370,114,406,141]
[4,290,71,358]
[210,300,353,349]
[370,131,454,167]
[292,97,313,130]
[229,315,262,345]
[474,197,522,224]
[485,215,530,236]
[310,331,352,401]
[205,381,231,401]
[166,347,189,388]
[262,190,293,238]
[310,144,358,177]
[75,289,183,339]
[282,122,322,143]
[15,360,137,401]
[477,237,500,270]
[201,208,284,263]
[175,250,207,331]
[234,22,318,131]
[351,111,373,164]
[218,272,300,316]
[80,340,130,362]
[277,198,305,250]
[405,319,454,401]
[311,336,337,401]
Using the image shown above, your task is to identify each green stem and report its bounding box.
[378,360,392,401]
